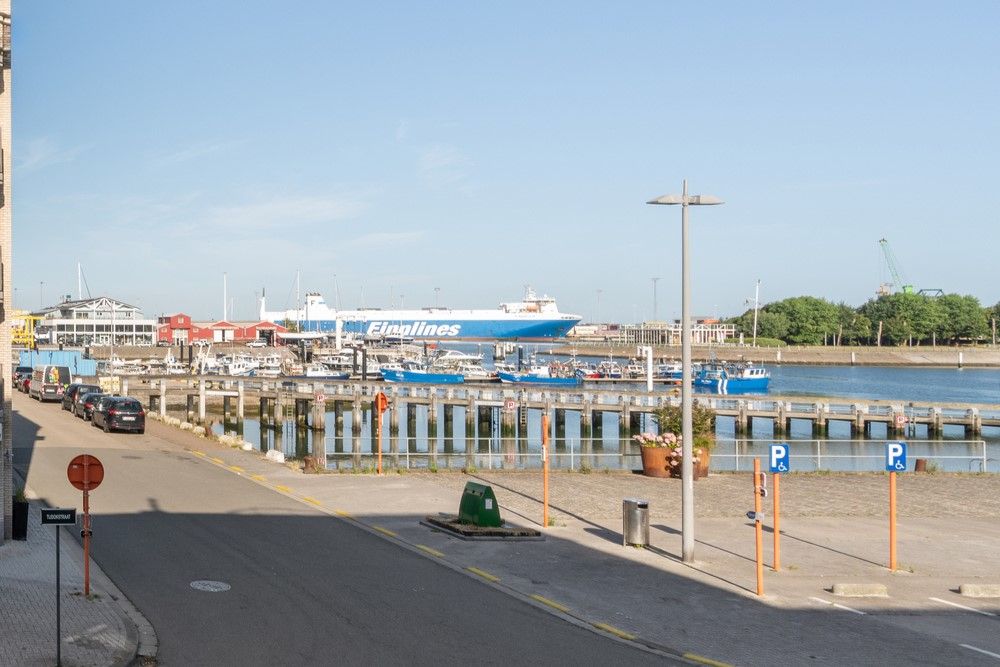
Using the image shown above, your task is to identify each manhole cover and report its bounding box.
[190,580,231,592]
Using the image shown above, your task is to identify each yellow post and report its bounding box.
[542,413,550,528]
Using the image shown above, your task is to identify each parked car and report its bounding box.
[78,392,108,421]
[92,396,145,434]
[62,383,102,412]
[13,365,33,385]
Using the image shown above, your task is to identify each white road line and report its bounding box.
[961,644,1000,660]
[930,597,997,617]
[809,597,865,615]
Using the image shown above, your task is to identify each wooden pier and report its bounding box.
[121,375,1000,440]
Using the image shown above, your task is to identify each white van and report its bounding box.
[30,365,73,402]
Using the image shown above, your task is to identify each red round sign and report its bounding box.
[67,454,105,491]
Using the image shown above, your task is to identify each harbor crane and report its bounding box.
[877,238,943,297]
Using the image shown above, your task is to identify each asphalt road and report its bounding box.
[13,392,675,666]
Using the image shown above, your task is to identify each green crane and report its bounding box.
[877,238,942,297]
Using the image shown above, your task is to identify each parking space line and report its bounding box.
[373,525,397,538]
[930,597,997,617]
[250,474,266,482]
[683,652,734,667]
[416,544,444,558]
[466,566,500,583]
[809,597,865,615]
[530,594,570,613]
[228,466,244,473]
[274,485,291,493]
[191,451,205,457]
[591,622,635,641]
[961,644,1000,660]
[210,457,225,464]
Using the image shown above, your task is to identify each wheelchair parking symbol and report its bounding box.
[885,441,907,472]
[769,444,790,473]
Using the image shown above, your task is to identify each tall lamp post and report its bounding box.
[651,277,660,321]
[647,179,723,563]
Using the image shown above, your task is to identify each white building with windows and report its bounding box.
[33,296,157,346]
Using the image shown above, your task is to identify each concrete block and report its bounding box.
[192,426,206,436]
[179,422,193,431]
[960,584,1000,598]
[832,583,888,597]
[265,449,285,463]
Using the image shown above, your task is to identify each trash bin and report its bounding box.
[622,498,649,547]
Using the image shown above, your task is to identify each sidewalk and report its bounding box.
[0,499,151,667]
[177,426,1000,666]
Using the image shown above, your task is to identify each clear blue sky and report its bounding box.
[13,2,1000,323]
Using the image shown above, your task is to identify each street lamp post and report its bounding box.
[596,289,603,324]
[434,287,440,308]
[648,179,723,564]
[651,277,660,321]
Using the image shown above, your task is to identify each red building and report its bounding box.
[156,313,287,345]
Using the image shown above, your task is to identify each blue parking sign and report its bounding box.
[769,443,790,473]
[885,441,907,472]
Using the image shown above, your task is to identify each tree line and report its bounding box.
[729,293,1000,346]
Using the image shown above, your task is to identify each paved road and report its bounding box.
[13,393,673,666]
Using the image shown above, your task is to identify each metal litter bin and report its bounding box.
[622,498,649,547]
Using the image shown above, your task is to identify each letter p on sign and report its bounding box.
[769,443,789,473]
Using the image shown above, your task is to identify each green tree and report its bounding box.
[763,297,840,345]
[834,303,871,345]
[860,293,944,345]
[935,294,987,344]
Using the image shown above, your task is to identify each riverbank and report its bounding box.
[552,343,1000,367]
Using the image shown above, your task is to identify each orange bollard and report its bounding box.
[889,471,897,571]
[542,413,550,528]
[753,458,764,596]
[773,472,781,571]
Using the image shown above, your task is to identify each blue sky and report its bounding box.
[13,2,1000,323]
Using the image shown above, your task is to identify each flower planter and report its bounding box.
[639,447,671,478]
[666,449,711,480]
[12,498,28,541]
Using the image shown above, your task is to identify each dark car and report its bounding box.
[92,396,145,434]
[14,365,33,385]
[78,392,108,421]
[62,383,102,412]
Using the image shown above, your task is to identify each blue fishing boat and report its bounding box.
[381,368,465,384]
[497,370,582,387]
[694,362,770,394]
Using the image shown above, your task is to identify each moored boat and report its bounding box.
[497,369,582,386]
[694,362,770,394]
[381,368,465,384]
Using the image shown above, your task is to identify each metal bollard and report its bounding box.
[622,498,649,547]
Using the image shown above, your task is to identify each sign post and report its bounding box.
[769,443,789,571]
[752,458,766,596]
[42,508,77,667]
[885,441,907,571]
[67,455,104,596]
[374,392,389,475]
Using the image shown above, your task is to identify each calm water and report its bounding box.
[206,362,1000,474]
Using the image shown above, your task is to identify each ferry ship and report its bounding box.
[259,287,580,341]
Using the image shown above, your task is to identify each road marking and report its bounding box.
[591,622,636,641]
[334,509,353,518]
[809,597,865,615]
[961,644,1000,660]
[228,466,244,473]
[416,544,444,558]
[302,496,322,506]
[210,457,225,465]
[466,566,500,583]
[373,525,397,538]
[930,597,997,617]
[274,485,292,493]
[250,474,266,482]
[530,594,570,613]
[191,451,205,457]
[683,653,734,667]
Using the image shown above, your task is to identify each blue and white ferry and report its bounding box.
[259,287,580,341]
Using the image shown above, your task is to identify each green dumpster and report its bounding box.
[458,482,503,527]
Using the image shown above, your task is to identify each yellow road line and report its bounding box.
[591,622,636,641]
[683,653,734,667]
[275,484,292,493]
[530,594,570,613]
[191,451,205,457]
[416,544,444,558]
[229,466,245,473]
[466,566,500,583]
[210,457,225,464]
[250,474,266,482]
[373,525,398,538]
[334,509,353,518]
[302,496,322,506]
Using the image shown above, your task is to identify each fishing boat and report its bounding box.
[694,362,770,394]
[381,367,465,384]
[259,285,581,341]
[497,370,582,386]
